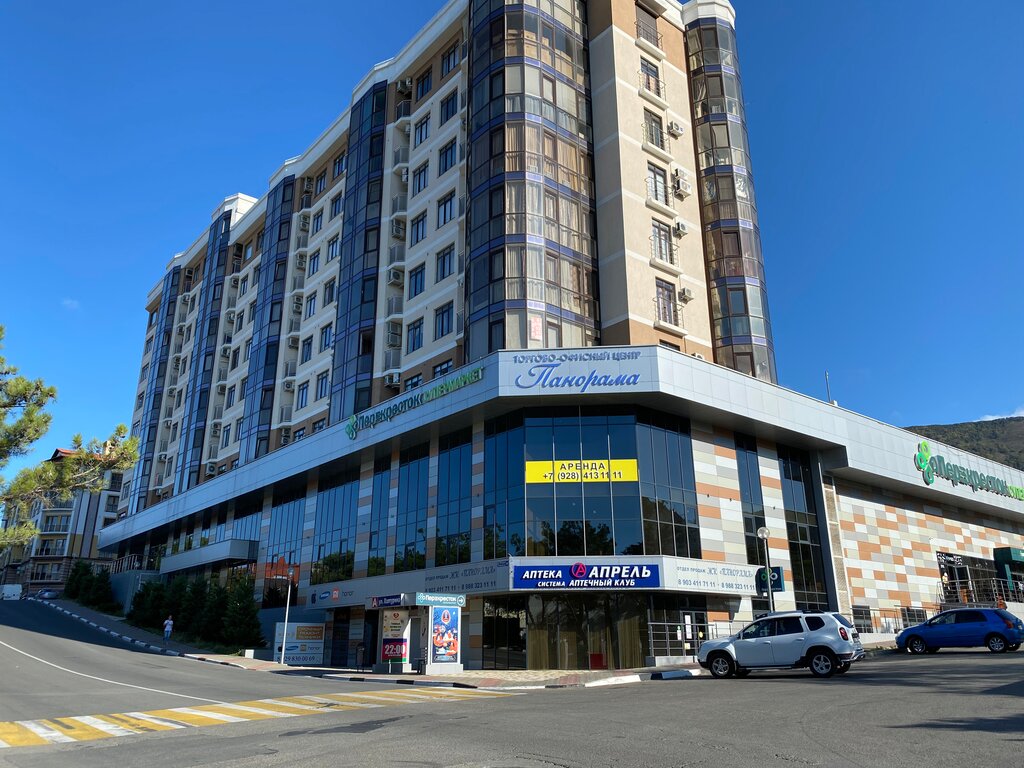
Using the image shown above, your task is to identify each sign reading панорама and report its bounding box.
[914,441,1024,502]
[511,350,644,393]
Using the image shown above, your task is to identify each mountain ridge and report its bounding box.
[905,417,1024,472]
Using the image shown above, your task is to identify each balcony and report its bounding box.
[393,146,410,169]
[650,236,683,276]
[642,123,673,164]
[282,360,297,379]
[395,99,411,124]
[385,295,404,318]
[383,349,402,372]
[280,405,294,424]
[635,20,665,60]
[159,538,259,576]
[292,275,305,291]
[391,195,408,217]
[645,179,676,218]
[388,243,406,266]
[654,298,687,337]
[40,526,70,535]
[638,71,668,109]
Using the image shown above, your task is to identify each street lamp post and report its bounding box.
[756,526,775,613]
[280,567,294,666]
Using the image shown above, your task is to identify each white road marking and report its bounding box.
[0,640,226,704]
[122,711,186,729]
[16,721,74,744]
[217,703,296,718]
[170,707,246,723]
[71,716,137,737]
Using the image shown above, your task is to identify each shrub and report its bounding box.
[223,578,265,649]
[64,560,92,600]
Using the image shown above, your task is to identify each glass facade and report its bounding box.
[778,445,829,610]
[686,18,776,383]
[262,483,304,607]
[466,0,599,360]
[435,429,473,567]
[735,432,769,614]
[311,465,359,585]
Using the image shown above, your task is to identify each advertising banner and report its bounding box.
[431,605,460,664]
[381,638,409,663]
[512,562,661,590]
[273,622,325,665]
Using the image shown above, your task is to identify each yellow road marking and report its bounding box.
[232,699,310,715]
[0,722,49,747]
[200,704,287,721]
[38,717,114,742]
[95,713,177,733]
[143,708,232,727]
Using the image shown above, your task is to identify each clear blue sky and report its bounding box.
[1,0,1022,482]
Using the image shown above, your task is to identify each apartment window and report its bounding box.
[297,381,309,409]
[330,193,343,219]
[332,151,347,178]
[406,318,423,353]
[293,427,305,441]
[316,371,330,400]
[221,424,231,449]
[415,69,432,100]
[256,229,264,255]
[144,336,153,354]
[410,212,427,244]
[437,191,455,227]
[308,250,320,277]
[323,278,336,305]
[636,4,661,47]
[441,42,459,77]
[644,109,665,149]
[239,276,248,295]
[301,336,313,363]
[647,163,669,203]
[327,237,339,261]
[249,301,256,324]
[235,310,244,332]
[319,323,333,352]
[651,219,674,264]
[435,244,454,281]
[438,138,457,175]
[228,348,238,370]
[656,278,678,326]
[408,264,425,299]
[315,171,326,194]
[139,364,148,382]
[135,392,143,410]
[305,294,317,318]
[640,57,662,97]
[405,374,423,391]
[226,385,236,408]
[414,115,430,147]
[434,301,453,339]
[312,210,323,234]
[440,90,458,124]
[312,418,326,433]
[433,359,453,378]
[244,340,253,361]
[244,242,253,261]
[412,162,429,196]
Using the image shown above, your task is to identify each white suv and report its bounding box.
[698,611,864,678]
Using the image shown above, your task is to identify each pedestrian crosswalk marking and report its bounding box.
[0,687,517,749]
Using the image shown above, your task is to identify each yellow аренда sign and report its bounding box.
[525,459,638,483]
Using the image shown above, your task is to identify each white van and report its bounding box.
[2,585,23,600]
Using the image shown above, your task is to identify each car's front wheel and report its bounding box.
[808,648,838,678]
[708,653,736,679]
[986,634,1008,653]
[906,635,928,655]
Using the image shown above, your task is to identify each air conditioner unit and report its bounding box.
[386,320,402,335]
[673,221,688,238]
[304,178,314,193]
[401,168,409,183]
[678,287,695,304]
[387,268,404,286]
[283,380,295,391]
[184,268,195,281]
[673,177,692,198]
[291,298,303,314]
[163,417,172,428]
[206,462,217,475]
[225,309,235,323]
[176,323,185,335]
[397,77,412,93]
[667,121,683,138]
[229,276,239,288]
[295,253,307,269]
[210,423,221,438]
[157,452,168,462]
[299,214,310,231]
[166,386,176,396]
[172,355,182,369]
[691,352,705,360]
[220,345,231,358]
[391,220,406,239]
[383,372,401,387]
[403,124,412,137]
[216,383,227,395]
[281,426,291,440]
[287,336,300,349]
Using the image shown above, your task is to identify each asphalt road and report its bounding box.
[2,600,1023,768]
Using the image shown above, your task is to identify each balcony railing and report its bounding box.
[638,71,667,100]
[642,122,670,153]
[389,244,406,266]
[386,296,404,316]
[391,195,408,215]
[395,99,411,121]
[383,349,402,371]
[636,20,662,49]
[393,146,409,167]
[650,236,678,267]
[280,405,293,423]
[646,177,671,206]
[282,360,297,378]
[655,297,681,327]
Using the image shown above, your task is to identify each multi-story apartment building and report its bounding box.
[0,449,122,591]
[103,0,1024,670]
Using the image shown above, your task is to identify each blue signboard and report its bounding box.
[431,605,460,664]
[370,594,404,608]
[513,562,660,590]
[756,567,785,594]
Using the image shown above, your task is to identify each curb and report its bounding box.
[323,674,478,689]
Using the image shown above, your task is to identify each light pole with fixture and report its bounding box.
[756,526,775,613]
[280,567,294,665]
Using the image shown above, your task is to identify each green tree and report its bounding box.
[197,582,229,644]
[84,569,118,613]
[64,559,92,600]
[179,578,208,637]
[223,578,265,650]
[127,580,166,630]
[163,575,189,624]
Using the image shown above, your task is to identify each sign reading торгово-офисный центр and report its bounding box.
[915,441,1024,502]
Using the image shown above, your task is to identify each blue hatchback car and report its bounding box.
[897,608,1024,654]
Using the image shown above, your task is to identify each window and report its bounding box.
[640,57,662,97]
[312,418,326,433]
[408,264,425,298]
[441,42,459,77]
[144,336,153,354]
[436,245,454,281]
[406,318,423,353]
[315,171,326,195]
[330,194,343,219]
[327,237,339,261]
[332,152,346,178]
[433,359,453,378]
[305,294,317,318]
[410,213,427,244]
[235,310,243,331]
[415,69,432,100]
[656,278,678,325]
[316,371,330,400]
[440,90,458,124]
[239,276,248,295]
[323,279,336,305]
[437,191,455,228]
[439,139,457,175]
[412,163,429,196]
[776,616,804,635]
[651,219,673,264]
[804,615,826,631]
[414,115,430,147]
[647,163,668,203]
[293,427,305,441]
[644,109,665,149]
[308,250,320,277]
[405,374,423,391]
[319,324,333,352]
[226,385,236,408]
[434,301,453,339]
[249,301,256,324]
[244,339,252,361]
[312,210,323,234]
[221,424,231,449]
[301,336,313,363]
[296,381,309,409]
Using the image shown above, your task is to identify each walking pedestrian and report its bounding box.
[163,615,174,641]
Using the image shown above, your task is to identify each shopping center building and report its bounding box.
[101,0,1024,669]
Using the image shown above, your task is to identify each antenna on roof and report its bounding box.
[825,370,838,407]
